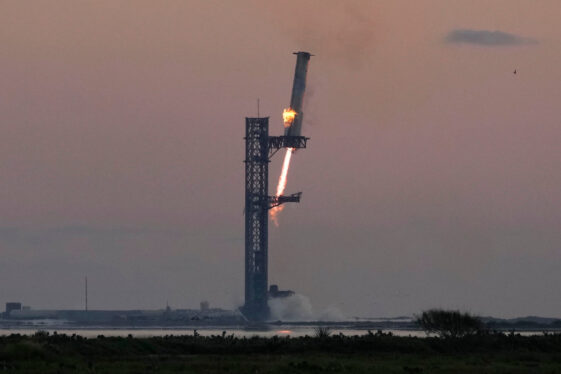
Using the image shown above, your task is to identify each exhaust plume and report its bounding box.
[268,293,346,322]
[270,147,294,226]
[269,293,314,321]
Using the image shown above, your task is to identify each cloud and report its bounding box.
[446,29,537,46]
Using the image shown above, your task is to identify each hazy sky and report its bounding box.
[1,0,560,318]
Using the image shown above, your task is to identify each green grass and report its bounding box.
[1,331,561,373]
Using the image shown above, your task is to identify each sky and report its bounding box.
[1,0,560,318]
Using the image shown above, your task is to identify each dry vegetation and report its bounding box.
[1,329,561,373]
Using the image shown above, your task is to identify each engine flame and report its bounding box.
[271,108,298,225]
[283,108,297,128]
[270,147,294,226]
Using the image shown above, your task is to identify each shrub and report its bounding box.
[313,326,332,338]
[415,309,484,338]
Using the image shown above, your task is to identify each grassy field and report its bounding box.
[1,330,561,373]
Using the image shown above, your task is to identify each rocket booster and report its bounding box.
[284,51,312,137]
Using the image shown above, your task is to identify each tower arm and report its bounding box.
[268,192,302,209]
[268,136,308,158]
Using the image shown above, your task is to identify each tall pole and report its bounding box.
[85,276,88,312]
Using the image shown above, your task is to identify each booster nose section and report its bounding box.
[284,52,312,137]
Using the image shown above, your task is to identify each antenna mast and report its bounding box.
[85,276,88,312]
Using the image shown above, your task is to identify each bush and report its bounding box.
[415,309,484,338]
[313,327,332,338]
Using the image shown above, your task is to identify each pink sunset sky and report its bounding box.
[1,0,560,317]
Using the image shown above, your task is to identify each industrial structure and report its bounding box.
[1,302,244,325]
[242,52,312,321]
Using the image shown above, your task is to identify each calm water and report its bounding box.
[0,327,552,338]
[0,327,425,338]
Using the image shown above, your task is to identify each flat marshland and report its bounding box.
[1,330,561,373]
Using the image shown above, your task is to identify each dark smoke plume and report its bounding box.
[258,0,377,67]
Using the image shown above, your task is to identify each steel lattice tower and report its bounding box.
[243,117,270,320]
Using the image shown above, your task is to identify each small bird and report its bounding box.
[513,69,517,74]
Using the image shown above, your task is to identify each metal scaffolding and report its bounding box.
[243,117,270,321]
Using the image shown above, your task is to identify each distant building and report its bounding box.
[4,307,245,325]
[200,301,209,311]
[5,302,22,317]
[268,285,294,299]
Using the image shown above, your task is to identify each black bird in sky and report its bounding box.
[514,69,517,74]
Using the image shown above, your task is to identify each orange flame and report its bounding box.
[283,108,297,128]
[270,147,294,226]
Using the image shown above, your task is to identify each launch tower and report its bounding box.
[242,52,311,321]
